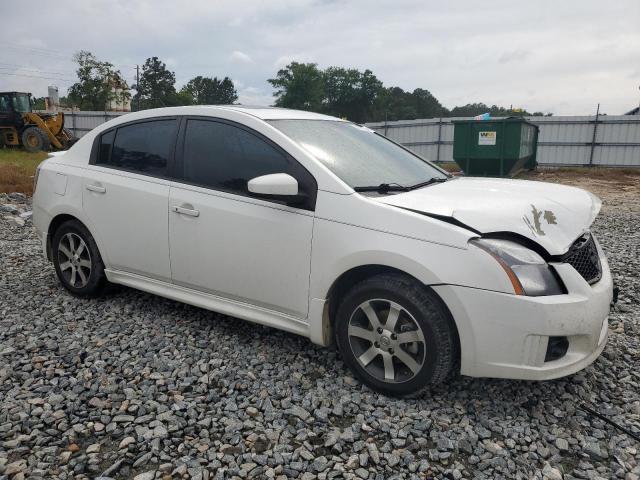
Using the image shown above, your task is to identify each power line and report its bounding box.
[0,42,73,61]
[0,42,69,55]
[0,62,69,75]
[0,49,71,62]
[0,43,138,71]
[0,71,74,82]
[0,65,73,77]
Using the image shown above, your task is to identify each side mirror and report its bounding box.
[248,173,299,196]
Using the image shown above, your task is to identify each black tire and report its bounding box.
[21,126,50,152]
[335,273,457,396]
[52,220,106,297]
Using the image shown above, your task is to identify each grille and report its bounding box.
[562,233,602,284]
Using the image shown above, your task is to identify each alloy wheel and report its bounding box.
[57,233,92,288]
[347,299,426,383]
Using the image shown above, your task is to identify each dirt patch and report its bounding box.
[0,164,34,195]
[521,168,640,213]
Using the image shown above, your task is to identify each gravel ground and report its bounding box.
[0,176,639,480]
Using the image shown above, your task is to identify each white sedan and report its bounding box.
[32,106,613,396]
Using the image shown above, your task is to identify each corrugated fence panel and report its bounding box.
[40,111,640,166]
[537,145,591,166]
[367,115,640,167]
[64,111,126,138]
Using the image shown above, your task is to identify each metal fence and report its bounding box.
[49,110,640,167]
[48,110,127,138]
[366,115,640,167]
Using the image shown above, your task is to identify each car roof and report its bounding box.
[130,105,343,122]
[209,105,342,121]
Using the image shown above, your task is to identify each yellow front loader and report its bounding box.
[0,92,76,152]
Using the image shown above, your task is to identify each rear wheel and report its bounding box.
[21,126,50,152]
[52,220,106,296]
[335,274,457,396]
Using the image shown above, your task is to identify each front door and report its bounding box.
[168,118,316,318]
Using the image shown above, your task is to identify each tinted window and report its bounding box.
[99,130,115,164]
[0,95,8,112]
[268,120,447,189]
[99,120,177,176]
[183,119,291,194]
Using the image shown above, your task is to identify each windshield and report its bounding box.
[268,120,447,189]
[12,94,31,113]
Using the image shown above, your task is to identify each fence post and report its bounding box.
[588,103,600,166]
[384,111,389,137]
[71,111,76,137]
[436,117,442,163]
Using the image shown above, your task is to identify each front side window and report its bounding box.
[268,120,447,189]
[0,95,9,112]
[97,119,177,176]
[182,119,292,194]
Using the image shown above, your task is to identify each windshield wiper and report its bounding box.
[407,177,448,190]
[354,183,410,194]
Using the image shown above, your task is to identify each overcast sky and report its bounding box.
[2,0,639,115]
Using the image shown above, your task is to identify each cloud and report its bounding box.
[273,54,312,70]
[1,0,639,115]
[498,49,531,64]
[237,86,273,106]
[230,51,253,64]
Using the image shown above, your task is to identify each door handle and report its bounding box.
[86,184,106,194]
[172,205,200,217]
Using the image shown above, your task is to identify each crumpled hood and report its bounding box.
[374,177,601,255]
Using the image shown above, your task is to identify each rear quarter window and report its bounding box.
[95,119,177,176]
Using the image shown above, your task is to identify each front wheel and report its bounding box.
[335,274,457,396]
[21,127,50,152]
[52,220,106,296]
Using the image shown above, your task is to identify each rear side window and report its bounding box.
[99,130,115,164]
[97,119,177,176]
[182,119,291,194]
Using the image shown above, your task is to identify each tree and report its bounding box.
[266,61,549,122]
[32,97,46,110]
[174,90,195,106]
[268,62,325,111]
[133,57,177,109]
[180,76,238,105]
[67,51,128,110]
[412,88,448,118]
[322,67,383,123]
[448,103,546,117]
[370,87,449,122]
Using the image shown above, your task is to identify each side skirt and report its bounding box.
[105,269,310,338]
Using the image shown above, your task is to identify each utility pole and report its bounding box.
[136,65,140,111]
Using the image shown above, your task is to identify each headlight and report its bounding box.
[471,238,564,296]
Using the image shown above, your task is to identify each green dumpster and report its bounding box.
[452,117,539,177]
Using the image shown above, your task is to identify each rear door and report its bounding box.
[168,117,316,318]
[83,118,178,282]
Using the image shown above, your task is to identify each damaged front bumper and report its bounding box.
[433,240,613,381]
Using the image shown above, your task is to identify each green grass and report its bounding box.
[0,148,48,195]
